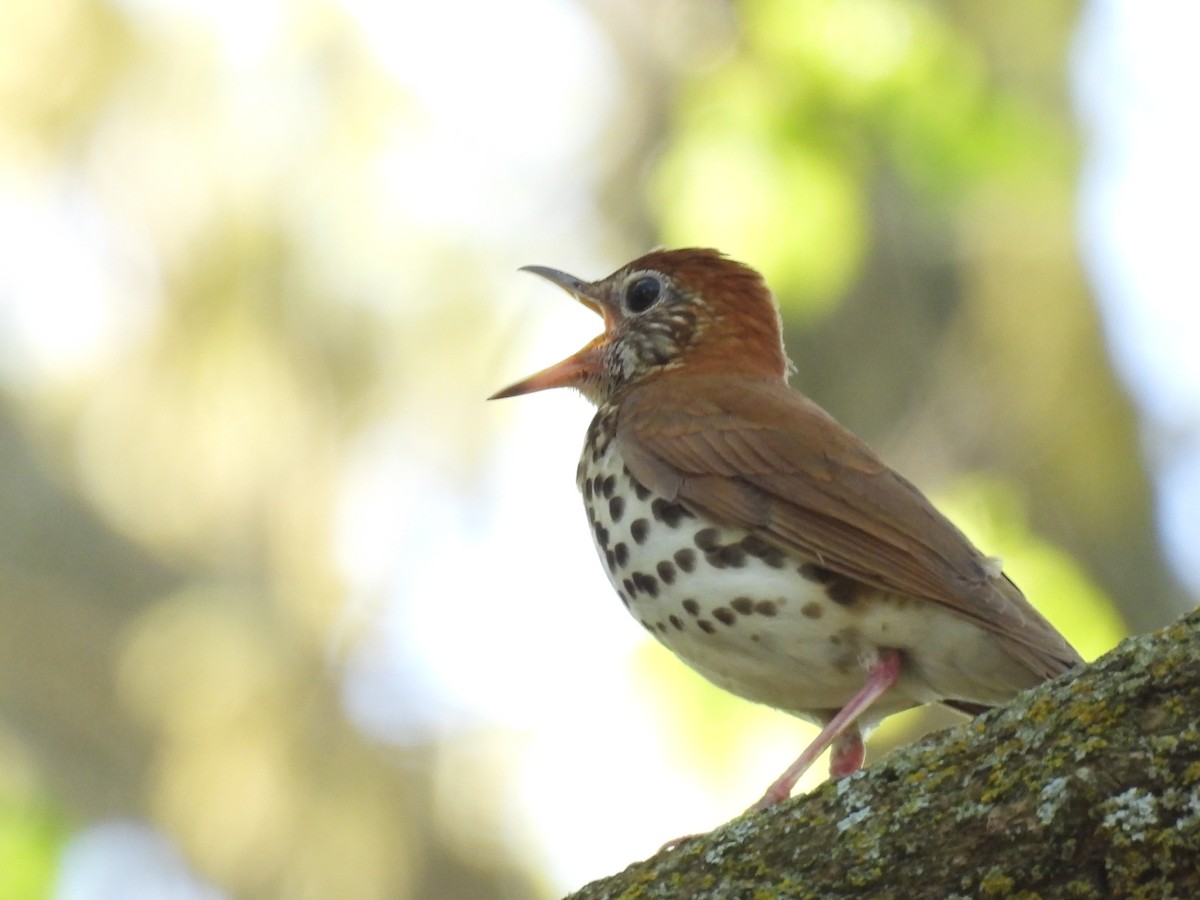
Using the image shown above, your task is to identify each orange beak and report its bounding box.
[489,266,616,400]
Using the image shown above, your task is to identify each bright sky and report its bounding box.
[0,0,1192,896]
[1073,0,1200,594]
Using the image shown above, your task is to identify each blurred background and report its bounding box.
[0,0,1196,897]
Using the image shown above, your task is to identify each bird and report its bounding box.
[490,248,1082,813]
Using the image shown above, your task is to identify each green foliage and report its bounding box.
[654,132,864,319]
[0,795,65,900]
[653,0,1071,315]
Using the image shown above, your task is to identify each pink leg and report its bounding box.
[829,730,866,778]
[746,648,902,812]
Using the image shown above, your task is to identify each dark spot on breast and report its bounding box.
[704,544,747,570]
[608,496,625,523]
[613,542,629,568]
[716,545,746,568]
[740,536,787,568]
[639,619,654,632]
[632,479,652,501]
[669,614,684,631]
[651,498,692,527]
[754,600,779,617]
[656,560,676,584]
[656,621,668,633]
[600,475,616,499]
[584,503,595,524]
[591,476,605,498]
[616,590,630,609]
[583,478,593,500]
[826,577,859,606]
[593,522,609,547]
[674,548,696,572]
[740,535,772,557]
[622,577,637,597]
[605,549,616,570]
[630,519,649,544]
[697,620,716,634]
[713,607,736,626]
[694,528,721,552]
[744,540,772,561]
[800,563,836,583]
[731,597,755,615]
[631,571,659,597]
[764,549,787,568]
[801,601,824,619]
[682,599,700,616]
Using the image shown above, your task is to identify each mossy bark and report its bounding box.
[566,610,1200,899]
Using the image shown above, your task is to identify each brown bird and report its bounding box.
[491,248,1082,812]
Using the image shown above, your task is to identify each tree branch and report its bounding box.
[566,610,1200,899]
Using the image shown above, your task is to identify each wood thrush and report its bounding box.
[491,248,1082,812]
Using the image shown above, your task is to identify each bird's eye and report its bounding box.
[624,275,662,314]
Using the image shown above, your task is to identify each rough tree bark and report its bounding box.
[566,610,1200,899]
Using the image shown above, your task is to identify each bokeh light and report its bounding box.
[0,1,1193,898]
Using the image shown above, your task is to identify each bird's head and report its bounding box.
[490,248,790,405]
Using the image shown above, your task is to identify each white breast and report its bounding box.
[577,436,1037,721]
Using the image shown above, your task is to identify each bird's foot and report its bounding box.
[745,648,902,812]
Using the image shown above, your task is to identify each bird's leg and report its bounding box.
[828,729,866,778]
[746,648,903,812]
[659,651,902,854]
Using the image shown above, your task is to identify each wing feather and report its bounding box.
[616,375,1081,677]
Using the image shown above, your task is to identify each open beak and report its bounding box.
[489,266,615,400]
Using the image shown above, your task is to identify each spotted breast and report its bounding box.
[578,404,1049,727]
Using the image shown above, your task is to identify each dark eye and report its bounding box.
[624,275,662,314]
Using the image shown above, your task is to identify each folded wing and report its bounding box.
[616,375,1082,679]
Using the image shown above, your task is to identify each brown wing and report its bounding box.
[616,375,1082,678]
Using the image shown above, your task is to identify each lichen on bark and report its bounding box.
[566,610,1200,899]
